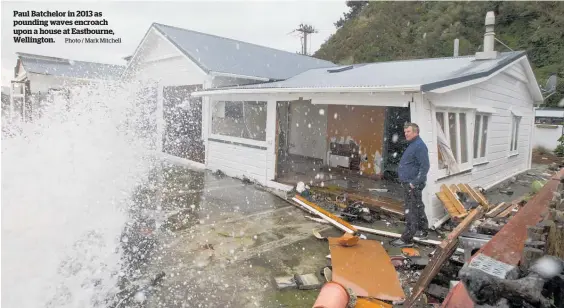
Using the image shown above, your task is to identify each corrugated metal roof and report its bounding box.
[152,23,336,80]
[18,53,124,80]
[203,51,526,92]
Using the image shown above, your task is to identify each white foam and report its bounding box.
[2,81,158,308]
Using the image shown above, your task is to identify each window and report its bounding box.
[473,114,489,162]
[510,115,521,154]
[436,110,471,172]
[535,117,564,125]
[212,101,267,141]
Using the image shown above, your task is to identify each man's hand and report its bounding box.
[409,183,415,189]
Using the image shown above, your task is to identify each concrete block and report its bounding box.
[294,273,322,290]
[274,276,297,290]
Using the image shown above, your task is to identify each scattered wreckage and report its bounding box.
[279,166,564,308]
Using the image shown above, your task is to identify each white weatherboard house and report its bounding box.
[533,107,564,151]
[192,12,545,225]
[121,22,335,166]
[10,52,123,121]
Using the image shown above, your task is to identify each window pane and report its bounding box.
[473,115,481,159]
[436,112,445,131]
[459,113,468,163]
[212,101,267,141]
[448,113,458,162]
[436,112,446,169]
[481,116,488,157]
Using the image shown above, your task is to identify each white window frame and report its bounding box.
[435,108,473,179]
[509,111,522,157]
[473,113,491,165]
[209,100,268,148]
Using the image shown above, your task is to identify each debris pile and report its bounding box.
[442,168,564,308]
[281,168,564,307]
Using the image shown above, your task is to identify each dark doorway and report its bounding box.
[382,106,411,181]
[163,85,205,163]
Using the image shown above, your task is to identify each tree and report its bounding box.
[334,1,369,28]
[317,1,564,105]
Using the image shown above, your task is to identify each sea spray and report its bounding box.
[2,80,159,308]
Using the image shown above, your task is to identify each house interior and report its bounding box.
[274,99,411,200]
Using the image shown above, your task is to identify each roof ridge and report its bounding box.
[19,52,124,67]
[152,22,333,63]
[355,51,525,67]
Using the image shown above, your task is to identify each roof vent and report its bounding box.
[475,11,499,60]
[327,65,354,73]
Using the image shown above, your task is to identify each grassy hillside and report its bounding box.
[315,1,564,106]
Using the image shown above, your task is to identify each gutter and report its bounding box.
[191,85,421,97]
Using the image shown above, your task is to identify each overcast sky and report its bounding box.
[1,1,347,87]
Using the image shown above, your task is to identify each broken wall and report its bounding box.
[288,99,327,160]
[327,105,386,176]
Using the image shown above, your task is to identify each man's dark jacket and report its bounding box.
[398,136,430,185]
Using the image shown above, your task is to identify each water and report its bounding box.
[1,81,158,308]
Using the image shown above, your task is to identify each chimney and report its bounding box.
[453,38,459,57]
[475,11,499,60]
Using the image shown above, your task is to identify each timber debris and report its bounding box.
[279,167,564,307]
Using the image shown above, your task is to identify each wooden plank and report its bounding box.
[496,203,518,218]
[457,184,483,207]
[310,186,404,216]
[404,206,484,307]
[441,168,564,308]
[355,298,393,308]
[464,184,489,208]
[293,195,357,233]
[329,237,405,302]
[486,202,511,217]
[441,184,467,215]
[436,192,467,219]
[436,192,461,217]
[485,202,505,216]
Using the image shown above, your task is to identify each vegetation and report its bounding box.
[316,1,564,106]
[555,135,564,157]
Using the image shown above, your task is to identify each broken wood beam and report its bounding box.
[292,195,358,235]
[496,203,518,218]
[486,202,511,217]
[404,206,484,307]
[309,186,404,217]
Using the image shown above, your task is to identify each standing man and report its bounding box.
[391,122,430,247]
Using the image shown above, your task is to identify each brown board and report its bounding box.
[328,237,405,302]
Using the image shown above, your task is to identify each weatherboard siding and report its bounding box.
[127,28,206,86]
[207,140,268,185]
[470,69,533,187]
[429,63,534,219]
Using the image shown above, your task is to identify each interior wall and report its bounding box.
[288,99,328,160]
[327,105,386,176]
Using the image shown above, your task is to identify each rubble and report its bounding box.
[277,166,563,307]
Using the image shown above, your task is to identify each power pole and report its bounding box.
[294,24,317,55]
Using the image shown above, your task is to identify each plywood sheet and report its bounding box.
[355,298,393,308]
[328,237,405,302]
[327,105,386,176]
